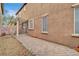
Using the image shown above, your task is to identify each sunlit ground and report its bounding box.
[0,35,32,56]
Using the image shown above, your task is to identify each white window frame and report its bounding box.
[41,14,48,33]
[72,4,79,36]
[28,18,34,30]
[72,7,79,36]
[74,8,76,34]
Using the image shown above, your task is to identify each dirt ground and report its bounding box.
[0,35,32,56]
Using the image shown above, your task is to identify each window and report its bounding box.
[28,18,34,29]
[74,8,79,34]
[41,16,48,33]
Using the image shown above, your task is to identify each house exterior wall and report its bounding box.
[17,3,79,48]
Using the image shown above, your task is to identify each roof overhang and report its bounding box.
[16,3,27,15]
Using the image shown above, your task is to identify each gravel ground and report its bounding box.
[17,34,79,56]
[0,35,32,56]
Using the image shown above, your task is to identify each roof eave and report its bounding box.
[16,3,27,15]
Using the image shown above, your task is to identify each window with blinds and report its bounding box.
[41,16,48,33]
[75,8,79,34]
[28,18,34,30]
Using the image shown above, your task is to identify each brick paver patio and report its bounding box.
[16,34,79,56]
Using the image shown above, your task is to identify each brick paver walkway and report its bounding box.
[0,35,32,56]
[17,34,79,56]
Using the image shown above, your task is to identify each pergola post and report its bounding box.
[0,14,3,28]
[16,18,19,37]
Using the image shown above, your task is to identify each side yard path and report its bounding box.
[0,35,32,56]
[16,34,79,56]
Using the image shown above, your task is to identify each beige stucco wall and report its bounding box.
[17,3,79,48]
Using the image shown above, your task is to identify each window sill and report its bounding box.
[72,34,79,37]
[41,31,48,34]
[28,28,34,30]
